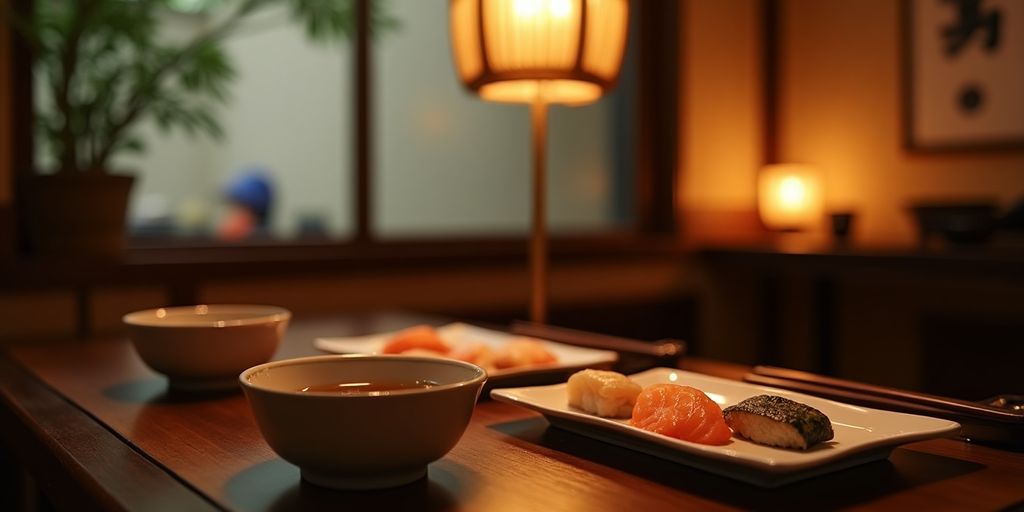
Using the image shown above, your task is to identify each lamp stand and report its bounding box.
[529,99,549,324]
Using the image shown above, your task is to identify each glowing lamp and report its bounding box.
[449,0,629,323]
[450,0,629,106]
[757,164,824,231]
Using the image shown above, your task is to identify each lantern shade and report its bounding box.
[450,0,630,105]
[757,164,824,231]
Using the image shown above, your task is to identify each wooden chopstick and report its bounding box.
[748,366,1022,424]
[509,321,686,359]
[743,372,1024,447]
[744,374,954,417]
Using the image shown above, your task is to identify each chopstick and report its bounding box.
[746,366,1023,424]
[509,321,686,359]
[743,369,1024,448]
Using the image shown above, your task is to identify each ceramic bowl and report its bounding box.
[123,305,290,391]
[909,201,998,246]
[239,355,486,490]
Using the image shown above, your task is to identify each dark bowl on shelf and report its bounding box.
[909,202,998,246]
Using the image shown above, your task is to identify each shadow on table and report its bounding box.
[102,378,240,404]
[223,458,475,512]
[490,417,983,510]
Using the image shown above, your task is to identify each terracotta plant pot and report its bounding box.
[19,173,135,259]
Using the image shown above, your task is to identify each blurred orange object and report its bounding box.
[493,338,557,369]
[381,325,451,355]
[449,344,497,371]
[216,205,259,242]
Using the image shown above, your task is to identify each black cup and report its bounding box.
[831,212,855,243]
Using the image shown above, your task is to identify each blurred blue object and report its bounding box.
[224,168,273,225]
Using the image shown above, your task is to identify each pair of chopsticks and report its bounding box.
[508,321,685,360]
[745,366,1023,447]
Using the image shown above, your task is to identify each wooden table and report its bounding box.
[1,312,1022,511]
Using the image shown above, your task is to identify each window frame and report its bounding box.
[2,0,680,261]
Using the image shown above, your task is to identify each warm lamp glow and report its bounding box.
[758,164,824,231]
[449,0,628,324]
[449,0,629,105]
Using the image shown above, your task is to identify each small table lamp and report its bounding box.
[757,164,824,231]
[449,0,630,323]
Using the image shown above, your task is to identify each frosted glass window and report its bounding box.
[36,7,356,241]
[35,1,635,243]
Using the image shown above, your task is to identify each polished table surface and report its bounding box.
[2,312,1023,511]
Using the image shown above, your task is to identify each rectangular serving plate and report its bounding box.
[315,323,620,387]
[491,368,961,487]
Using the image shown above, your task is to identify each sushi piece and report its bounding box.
[492,338,557,369]
[381,325,451,355]
[448,343,496,372]
[567,369,642,418]
[723,394,834,450]
[630,384,732,445]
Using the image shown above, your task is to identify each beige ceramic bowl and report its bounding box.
[124,305,290,391]
[240,355,486,490]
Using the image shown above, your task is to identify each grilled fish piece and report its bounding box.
[723,394,834,450]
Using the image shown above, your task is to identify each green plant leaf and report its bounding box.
[192,108,224,140]
[25,0,397,169]
[178,42,235,101]
[115,136,147,154]
[287,0,357,42]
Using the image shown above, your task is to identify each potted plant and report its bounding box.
[4,0,391,258]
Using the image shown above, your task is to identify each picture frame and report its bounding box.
[903,0,1024,151]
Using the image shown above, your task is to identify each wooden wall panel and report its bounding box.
[88,287,170,335]
[0,291,77,342]
[0,7,13,259]
[0,2,10,207]
[199,259,694,321]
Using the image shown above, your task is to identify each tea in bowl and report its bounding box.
[239,354,486,490]
[123,305,290,391]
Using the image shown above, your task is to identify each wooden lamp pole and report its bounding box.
[530,98,549,324]
[449,0,630,325]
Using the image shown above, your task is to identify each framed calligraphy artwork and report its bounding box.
[904,0,1024,150]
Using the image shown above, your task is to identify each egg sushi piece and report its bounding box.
[723,394,834,450]
[631,384,733,445]
[567,369,642,418]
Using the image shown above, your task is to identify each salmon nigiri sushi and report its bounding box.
[381,325,451,355]
[630,384,732,445]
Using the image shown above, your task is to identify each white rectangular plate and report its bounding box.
[491,368,961,487]
[315,323,619,382]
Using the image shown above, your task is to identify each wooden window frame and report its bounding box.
[1,0,680,267]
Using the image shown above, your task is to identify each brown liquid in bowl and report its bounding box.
[298,380,440,394]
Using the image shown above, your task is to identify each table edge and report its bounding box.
[0,349,221,512]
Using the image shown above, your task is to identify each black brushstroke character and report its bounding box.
[941,0,1002,56]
